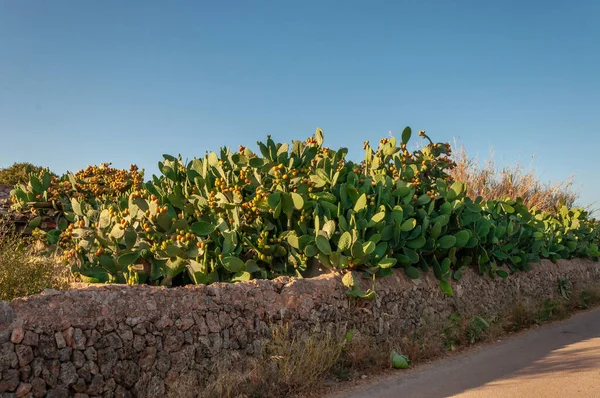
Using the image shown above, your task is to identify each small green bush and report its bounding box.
[0,162,54,185]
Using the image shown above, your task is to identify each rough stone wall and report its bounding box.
[1,258,599,397]
[0,185,12,216]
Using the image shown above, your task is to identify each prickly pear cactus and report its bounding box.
[10,127,599,292]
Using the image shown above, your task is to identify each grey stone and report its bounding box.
[46,387,69,398]
[132,335,145,353]
[0,330,9,345]
[38,334,59,359]
[144,334,155,347]
[0,343,17,371]
[111,361,139,389]
[146,376,165,397]
[163,330,184,353]
[114,385,131,398]
[62,328,74,348]
[73,350,86,369]
[58,362,77,387]
[105,333,123,350]
[15,382,31,397]
[205,312,220,334]
[42,359,60,388]
[0,329,12,344]
[104,377,116,392]
[58,348,72,362]
[218,311,233,329]
[82,361,99,376]
[86,374,104,395]
[184,331,194,345]
[54,333,66,350]
[97,348,118,377]
[170,345,194,373]
[77,366,91,383]
[137,347,156,371]
[72,377,87,393]
[73,329,86,350]
[18,365,30,383]
[30,377,46,398]
[131,324,146,336]
[0,369,19,392]
[155,352,170,376]
[15,346,33,368]
[84,347,97,362]
[0,303,14,329]
[193,313,209,336]
[21,332,38,347]
[30,359,43,378]
[116,325,133,346]
[124,317,142,327]
[86,330,101,348]
[154,316,172,331]
[178,318,194,331]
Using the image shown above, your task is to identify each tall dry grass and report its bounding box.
[0,216,71,300]
[450,146,579,213]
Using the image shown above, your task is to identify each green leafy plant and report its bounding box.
[558,278,573,300]
[9,127,599,291]
[390,350,410,369]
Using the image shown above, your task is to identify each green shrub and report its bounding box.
[0,162,54,185]
[9,127,600,290]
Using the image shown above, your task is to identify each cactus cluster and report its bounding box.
[10,127,600,293]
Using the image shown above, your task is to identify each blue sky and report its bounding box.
[1,0,598,209]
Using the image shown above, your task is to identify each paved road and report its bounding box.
[329,307,600,398]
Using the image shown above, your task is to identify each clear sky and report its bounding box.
[1,0,598,209]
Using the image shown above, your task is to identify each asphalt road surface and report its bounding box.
[329,307,600,398]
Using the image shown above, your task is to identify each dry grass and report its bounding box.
[166,324,348,398]
[0,216,71,301]
[331,320,446,381]
[266,324,345,393]
[450,146,579,212]
[162,283,600,398]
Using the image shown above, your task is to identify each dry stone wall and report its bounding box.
[0,185,12,217]
[1,258,600,397]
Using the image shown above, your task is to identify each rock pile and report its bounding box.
[0,185,12,217]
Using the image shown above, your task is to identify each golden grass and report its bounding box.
[0,216,71,301]
[171,324,346,398]
[267,324,344,393]
[450,145,579,212]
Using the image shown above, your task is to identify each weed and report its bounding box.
[558,278,573,300]
[443,313,492,350]
[502,299,536,332]
[465,316,490,344]
[535,299,567,323]
[266,324,345,394]
[0,216,70,300]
